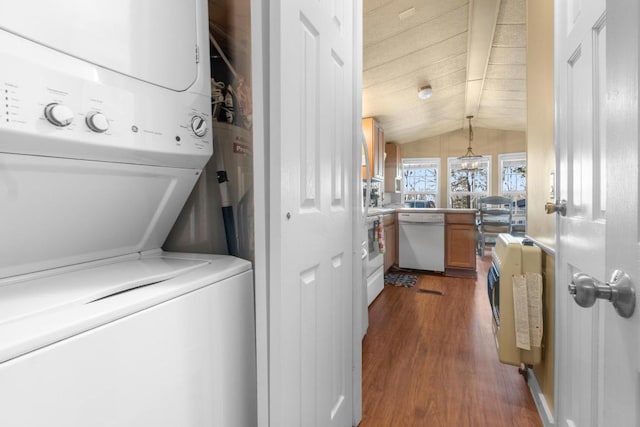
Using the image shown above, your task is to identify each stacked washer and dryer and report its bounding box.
[0,1,256,426]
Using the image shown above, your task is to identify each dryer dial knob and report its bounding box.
[86,111,109,133]
[191,115,207,137]
[44,103,74,127]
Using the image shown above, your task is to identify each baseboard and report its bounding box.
[527,368,555,426]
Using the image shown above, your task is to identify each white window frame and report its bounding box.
[498,152,527,199]
[447,156,492,208]
[499,152,527,228]
[401,157,440,208]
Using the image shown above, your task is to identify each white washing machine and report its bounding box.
[0,1,256,426]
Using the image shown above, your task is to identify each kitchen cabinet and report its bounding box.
[362,117,385,181]
[384,143,401,193]
[445,213,477,278]
[383,213,397,272]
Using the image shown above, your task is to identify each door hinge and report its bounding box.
[195,45,200,63]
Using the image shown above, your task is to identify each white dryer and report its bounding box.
[0,1,257,426]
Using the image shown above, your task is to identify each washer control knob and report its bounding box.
[44,103,74,127]
[86,111,109,133]
[191,115,207,137]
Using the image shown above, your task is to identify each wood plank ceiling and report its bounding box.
[363,0,527,144]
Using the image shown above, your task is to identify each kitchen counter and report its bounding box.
[367,207,477,216]
[396,208,477,214]
[365,207,397,216]
[366,207,478,278]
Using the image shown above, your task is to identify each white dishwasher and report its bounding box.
[398,212,445,272]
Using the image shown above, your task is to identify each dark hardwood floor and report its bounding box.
[361,254,542,427]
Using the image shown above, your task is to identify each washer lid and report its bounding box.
[0,252,252,364]
[0,0,198,91]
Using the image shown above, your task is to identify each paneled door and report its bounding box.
[264,0,357,426]
[555,0,640,425]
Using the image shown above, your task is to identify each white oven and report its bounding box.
[365,216,384,305]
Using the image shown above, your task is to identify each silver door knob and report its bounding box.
[545,199,567,216]
[569,270,635,318]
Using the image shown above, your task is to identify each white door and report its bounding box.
[265,1,356,426]
[555,0,640,426]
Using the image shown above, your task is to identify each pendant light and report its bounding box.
[457,115,482,171]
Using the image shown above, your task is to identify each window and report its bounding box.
[447,156,491,208]
[499,153,527,199]
[499,152,527,231]
[402,158,440,208]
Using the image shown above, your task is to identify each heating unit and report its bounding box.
[488,234,542,366]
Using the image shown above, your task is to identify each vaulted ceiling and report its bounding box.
[363,0,527,144]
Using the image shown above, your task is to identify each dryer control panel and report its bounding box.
[0,29,212,170]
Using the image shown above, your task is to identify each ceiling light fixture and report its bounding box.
[417,85,432,100]
[457,115,483,171]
